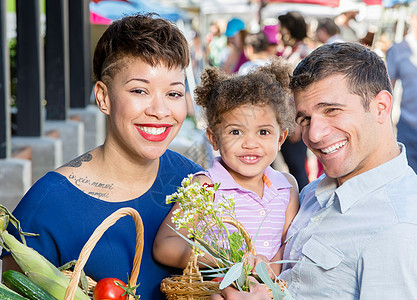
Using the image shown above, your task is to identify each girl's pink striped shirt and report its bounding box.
[195,157,292,260]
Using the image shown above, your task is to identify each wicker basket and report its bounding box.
[160,216,286,299]
[62,270,97,297]
[63,207,144,300]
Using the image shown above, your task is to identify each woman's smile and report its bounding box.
[136,124,172,142]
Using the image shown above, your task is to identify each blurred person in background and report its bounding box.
[276,11,311,189]
[278,11,312,66]
[221,18,249,74]
[316,17,344,44]
[262,24,284,56]
[205,21,228,68]
[386,2,417,173]
[334,9,360,42]
[190,31,205,82]
[238,31,273,75]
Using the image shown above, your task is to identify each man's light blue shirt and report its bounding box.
[280,144,417,299]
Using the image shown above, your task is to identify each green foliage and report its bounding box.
[166,176,252,290]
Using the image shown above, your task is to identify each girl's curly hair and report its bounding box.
[195,56,296,136]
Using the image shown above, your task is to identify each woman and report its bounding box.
[1,13,203,299]
[221,18,248,74]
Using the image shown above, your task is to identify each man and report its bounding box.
[386,3,417,173]
[316,17,344,44]
[238,31,272,75]
[212,42,417,299]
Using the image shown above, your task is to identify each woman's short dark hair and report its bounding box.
[93,13,190,83]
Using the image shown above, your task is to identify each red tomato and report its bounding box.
[93,278,127,300]
[211,277,223,282]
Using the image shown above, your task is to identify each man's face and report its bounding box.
[294,74,381,185]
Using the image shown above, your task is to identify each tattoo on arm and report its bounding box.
[62,153,93,168]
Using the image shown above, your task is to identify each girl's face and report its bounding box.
[207,104,288,186]
[95,57,187,162]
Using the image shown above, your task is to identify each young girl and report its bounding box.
[154,56,299,277]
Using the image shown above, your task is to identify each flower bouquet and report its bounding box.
[160,175,292,300]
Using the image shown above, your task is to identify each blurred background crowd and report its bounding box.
[5,0,417,187]
[150,0,415,186]
[88,0,417,187]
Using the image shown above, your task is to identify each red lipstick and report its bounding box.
[136,124,172,142]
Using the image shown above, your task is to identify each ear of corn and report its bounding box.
[0,204,37,244]
[0,208,90,300]
[27,272,90,300]
[1,231,90,300]
[0,231,63,278]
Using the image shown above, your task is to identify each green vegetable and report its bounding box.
[2,270,57,300]
[0,205,90,300]
[27,271,91,300]
[0,282,30,300]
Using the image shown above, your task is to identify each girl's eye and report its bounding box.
[259,129,270,135]
[230,129,241,135]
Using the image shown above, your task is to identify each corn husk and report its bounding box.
[0,205,90,300]
[27,271,90,300]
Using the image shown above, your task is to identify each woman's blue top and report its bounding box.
[2,149,202,299]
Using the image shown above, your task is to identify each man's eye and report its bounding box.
[297,117,311,127]
[325,108,340,115]
[230,129,241,135]
[259,129,270,135]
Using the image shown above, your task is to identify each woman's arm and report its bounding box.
[153,174,218,269]
[153,201,192,269]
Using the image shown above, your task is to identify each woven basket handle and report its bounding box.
[64,207,144,300]
[209,216,257,255]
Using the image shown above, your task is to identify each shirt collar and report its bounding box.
[315,143,407,213]
[315,175,338,208]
